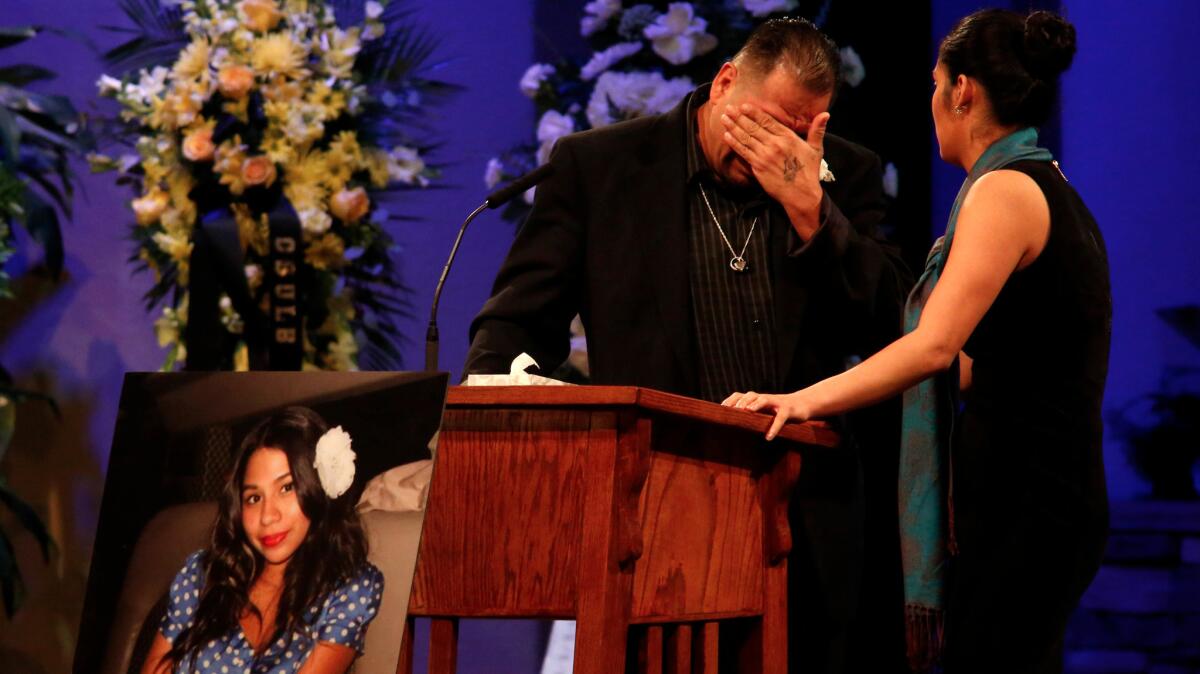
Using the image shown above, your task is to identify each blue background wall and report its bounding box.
[1,0,1198,670]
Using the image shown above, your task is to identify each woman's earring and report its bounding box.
[953,105,967,115]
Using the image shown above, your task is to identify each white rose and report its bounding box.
[389,146,428,186]
[537,109,575,145]
[580,0,621,37]
[586,70,694,128]
[839,46,865,88]
[882,162,898,197]
[519,63,556,98]
[741,0,797,17]
[299,207,332,235]
[580,42,642,81]
[484,157,504,189]
[643,3,717,66]
[314,425,356,499]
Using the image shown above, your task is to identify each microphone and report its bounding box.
[424,164,557,371]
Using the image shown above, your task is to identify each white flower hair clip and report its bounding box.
[314,425,356,499]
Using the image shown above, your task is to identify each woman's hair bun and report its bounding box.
[1023,10,1077,80]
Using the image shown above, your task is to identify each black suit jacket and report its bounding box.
[466,93,910,397]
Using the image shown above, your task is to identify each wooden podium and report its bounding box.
[399,386,838,674]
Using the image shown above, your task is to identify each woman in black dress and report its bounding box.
[724,9,1109,673]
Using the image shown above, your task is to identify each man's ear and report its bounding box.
[710,61,738,103]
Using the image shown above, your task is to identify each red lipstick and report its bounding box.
[260,532,288,548]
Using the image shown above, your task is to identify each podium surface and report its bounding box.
[403,386,838,674]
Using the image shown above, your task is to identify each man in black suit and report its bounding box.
[466,18,911,674]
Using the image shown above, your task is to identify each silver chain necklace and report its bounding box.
[699,185,757,272]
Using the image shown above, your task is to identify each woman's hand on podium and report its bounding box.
[721,390,813,441]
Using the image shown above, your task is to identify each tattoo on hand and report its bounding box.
[783,156,800,183]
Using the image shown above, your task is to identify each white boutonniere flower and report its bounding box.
[820,158,835,182]
[314,425,356,498]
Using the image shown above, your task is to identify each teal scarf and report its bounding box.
[899,128,1052,672]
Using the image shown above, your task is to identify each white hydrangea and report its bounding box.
[580,42,642,81]
[581,0,622,37]
[839,46,865,87]
[741,0,798,17]
[643,3,717,66]
[586,70,695,128]
[519,63,556,98]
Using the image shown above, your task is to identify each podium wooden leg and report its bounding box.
[692,623,718,674]
[572,413,647,674]
[396,617,415,674]
[428,618,458,674]
[665,624,692,674]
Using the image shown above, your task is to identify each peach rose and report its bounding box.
[181,127,215,162]
[238,0,283,32]
[131,190,170,226]
[329,187,370,223]
[241,155,277,188]
[217,64,255,99]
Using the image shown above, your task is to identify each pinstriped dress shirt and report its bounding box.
[684,91,780,402]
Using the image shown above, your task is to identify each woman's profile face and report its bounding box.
[241,447,312,567]
[930,61,956,163]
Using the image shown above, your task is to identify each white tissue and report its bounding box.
[464,352,573,386]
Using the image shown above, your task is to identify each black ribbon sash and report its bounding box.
[183,202,304,370]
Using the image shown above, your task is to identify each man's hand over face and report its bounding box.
[722,103,829,239]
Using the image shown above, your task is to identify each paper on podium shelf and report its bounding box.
[464,352,573,386]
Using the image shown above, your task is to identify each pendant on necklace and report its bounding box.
[730,257,748,272]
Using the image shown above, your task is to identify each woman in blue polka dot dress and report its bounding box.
[142,407,385,674]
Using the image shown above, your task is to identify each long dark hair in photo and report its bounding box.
[166,407,368,665]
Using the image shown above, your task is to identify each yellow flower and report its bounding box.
[319,27,362,80]
[153,231,193,263]
[260,129,296,165]
[284,180,326,212]
[365,149,390,188]
[250,33,307,79]
[326,131,363,169]
[238,0,283,32]
[305,233,345,270]
[156,83,206,130]
[232,203,269,255]
[324,327,359,371]
[173,39,211,81]
[132,189,170,226]
[306,81,347,120]
[222,95,250,122]
[285,149,328,188]
[165,169,197,225]
[215,136,249,195]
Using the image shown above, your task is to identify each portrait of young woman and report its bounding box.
[140,406,384,674]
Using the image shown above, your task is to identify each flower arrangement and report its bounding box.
[93,0,452,370]
[486,0,864,221]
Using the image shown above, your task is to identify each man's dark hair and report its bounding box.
[732,17,841,97]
